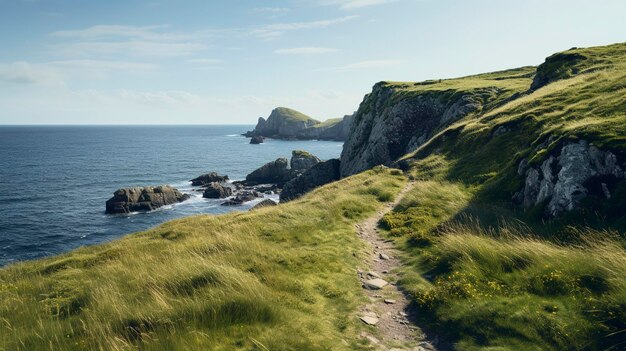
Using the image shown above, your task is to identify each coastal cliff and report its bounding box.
[244,107,353,141]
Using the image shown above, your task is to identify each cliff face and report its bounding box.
[339,80,520,177]
[340,43,626,220]
[245,107,352,141]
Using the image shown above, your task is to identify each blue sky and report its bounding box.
[1,0,625,124]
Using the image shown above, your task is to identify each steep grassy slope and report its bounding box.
[0,168,405,351]
[376,42,626,350]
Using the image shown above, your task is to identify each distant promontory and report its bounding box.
[244,107,353,141]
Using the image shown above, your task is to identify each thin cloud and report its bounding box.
[274,47,337,55]
[251,15,358,38]
[322,59,405,71]
[49,25,211,57]
[0,62,64,86]
[319,0,399,10]
[48,60,157,71]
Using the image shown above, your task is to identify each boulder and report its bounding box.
[202,182,233,199]
[514,140,624,216]
[221,191,259,206]
[105,186,190,214]
[250,199,278,210]
[290,150,321,173]
[190,172,228,186]
[280,159,341,202]
[245,158,292,185]
[250,136,264,144]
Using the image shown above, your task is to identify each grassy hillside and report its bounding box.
[272,107,319,123]
[380,42,626,350]
[2,42,625,351]
[0,168,405,351]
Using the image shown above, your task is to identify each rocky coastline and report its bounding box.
[105,150,340,214]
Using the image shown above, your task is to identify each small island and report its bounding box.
[244,107,353,141]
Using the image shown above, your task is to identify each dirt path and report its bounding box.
[355,182,440,351]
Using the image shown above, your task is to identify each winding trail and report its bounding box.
[355,182,441,351]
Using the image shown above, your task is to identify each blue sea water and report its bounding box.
[0,125,343,266]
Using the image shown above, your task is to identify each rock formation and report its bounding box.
[105,186,190,214]
[244,107,353,141]
[202,182,233,199]
[290,150,321,173]
[250,136,264,144]
[244,150,323,186]
[250,199,278,210]
[339,82,496,177]
[245,158,292,185]
[190,172,229,186]
[280,159,341,202]
[514,140,624,216]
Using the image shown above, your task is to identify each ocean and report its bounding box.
[0,125,343,266]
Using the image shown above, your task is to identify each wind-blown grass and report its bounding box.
[0,167,405,351]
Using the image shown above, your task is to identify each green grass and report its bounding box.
[272,107,318,123]
[0,168,406,351]
[370,42,626,350]
[381,178,626,350]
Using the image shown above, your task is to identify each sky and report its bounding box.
[0,0,625,125]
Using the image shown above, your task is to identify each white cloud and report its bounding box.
[48,60,157,71]
[319,0,399,10]
[322,59,405,71]
[251,15,358,38]
[49,25,211,57]
[253,7,292,16]
[0,62,64,86]
[274,47,337,55]
[187,59,223,65]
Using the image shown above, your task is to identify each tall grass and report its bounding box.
[383,179,626,350]
[0,167,406,351]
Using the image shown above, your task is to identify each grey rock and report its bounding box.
[363,278,388,290]
[250,136,264,144]
[221,191,260,206]
[202,182,233,199]
[340,82,493,177]
[280,159,341,202]
[516,140,623,216]
[105,185,190,214]
[245,158,292,185]
[360,315,379,326]
[250,199,278,210]
[290,150,321,172]
[190,172,229,186]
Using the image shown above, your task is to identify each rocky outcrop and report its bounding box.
[280,159,341,202]
[245,150,323,186]
[190,172,229,186]
[244,107,353,141]
[290,150,321,172]
[202,182,233,199]
[250,199,278,210]
[340,82,496,177]
[514,140,624,216]
[245,158,292,185]
[530,51,587,91]
[250,136,264,144]
[221,191,260,206]
[105,186,190,214]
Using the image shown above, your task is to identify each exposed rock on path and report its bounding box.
[356,182,443,351]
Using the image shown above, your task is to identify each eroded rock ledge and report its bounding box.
[105,186,190,214]
[514,139,624,216]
